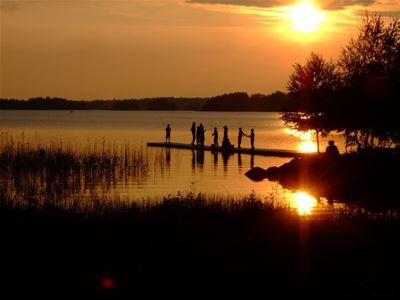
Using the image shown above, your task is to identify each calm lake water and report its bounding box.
[1,110,349,215]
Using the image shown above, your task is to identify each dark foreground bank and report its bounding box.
[247,151,400,209]
[1,196,399,299]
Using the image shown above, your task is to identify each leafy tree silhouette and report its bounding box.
[282,14,400,152]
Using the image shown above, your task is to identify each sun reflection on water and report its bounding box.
[284,128,318,153]
[293,192,317,216]
[298,141,317,153]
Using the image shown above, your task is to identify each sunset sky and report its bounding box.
[1,0,399,99]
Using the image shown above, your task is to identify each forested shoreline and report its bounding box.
[0,91,295,112]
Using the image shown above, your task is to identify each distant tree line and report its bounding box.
[201,91,295,111]
[283,15,400,151]
[0,97,206,111]
[0,91,295,112]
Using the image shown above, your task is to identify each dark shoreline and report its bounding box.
[1,197,399,299]
[246,151,400,210]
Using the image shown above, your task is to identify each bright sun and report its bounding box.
[290,2,324,33]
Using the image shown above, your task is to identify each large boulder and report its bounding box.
[245,167,268,182]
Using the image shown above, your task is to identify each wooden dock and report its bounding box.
[147,142,315,158]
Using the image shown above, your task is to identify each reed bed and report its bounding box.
[0,132,168,206]
[0,133,149,174]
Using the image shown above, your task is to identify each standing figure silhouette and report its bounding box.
[212,127,219,149]
[196,124,201,146]
[249,129,255,150]
[238,128,246,149]
[165,124,171,144]
[199,124,206,146]
[191,122,196,145]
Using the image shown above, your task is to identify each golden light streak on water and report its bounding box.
[293,191,318,216]
[284,128,318,153]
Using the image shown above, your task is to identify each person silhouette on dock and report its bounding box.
[165,124,171,144]
[201,124,206,146]
[238,128,246,149]
[325,140,339,157]
[222,126,233,150]
[197,124,205,147]
[249,128,255,150]
[191,122,196,145]
[196,124,201,146]
[212,127,219,149]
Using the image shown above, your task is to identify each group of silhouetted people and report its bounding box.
[238,128,255,149]
[166,123,256,150]
[191,122,206,146]
[214,126,255,150]
[166,123,340,155]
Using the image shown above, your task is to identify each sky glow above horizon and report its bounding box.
[1,0,399,99]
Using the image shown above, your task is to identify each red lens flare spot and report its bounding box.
[100,277,115,289]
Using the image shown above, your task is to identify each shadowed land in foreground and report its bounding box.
[1,195,399,299]
[246,151,400,210]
